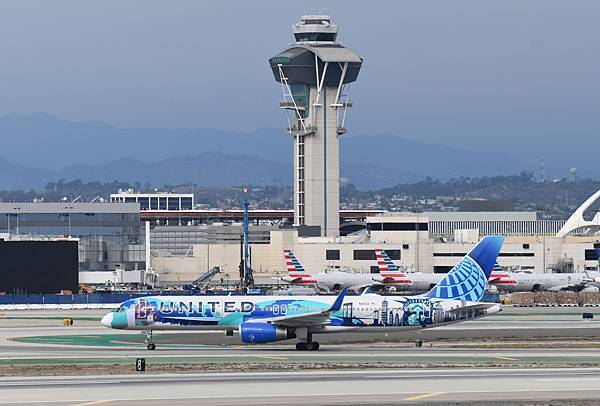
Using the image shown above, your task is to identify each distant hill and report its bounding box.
[0,113,537,190]
[342,134,528,180]
[0,156,52,190]
[0,152,419,191]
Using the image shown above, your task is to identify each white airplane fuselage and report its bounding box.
[491,271,600,292]
[101,293,500,333]
[281,271,376,291]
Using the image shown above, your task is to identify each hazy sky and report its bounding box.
[1,1,599,159]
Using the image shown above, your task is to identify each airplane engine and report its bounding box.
[580,286,600,293]
[240,323,296,344]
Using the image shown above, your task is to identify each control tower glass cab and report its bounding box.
[293,15,338,43]
[269,15,363,238]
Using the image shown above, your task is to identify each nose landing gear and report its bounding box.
[145,330,156,350]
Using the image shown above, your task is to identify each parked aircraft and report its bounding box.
[278,249,378,291]
[488,269,600,292]
[101,236,505,351]
[372,249,443,291]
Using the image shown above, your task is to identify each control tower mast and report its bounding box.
[269,15,363,237]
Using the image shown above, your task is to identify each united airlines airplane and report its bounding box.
[101,236,505,351]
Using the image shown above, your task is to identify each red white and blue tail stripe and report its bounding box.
[375,249,399,272]
[284,249,306,274]
[374,249,412,285]
[283,249,317,284]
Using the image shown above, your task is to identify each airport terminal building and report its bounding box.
[144,208,600,285]
[0,203,146,273]
[5,196,597,288]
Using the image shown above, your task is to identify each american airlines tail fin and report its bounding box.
[374,249,399,272]
[283,249,306,275]
[424,235,505,302]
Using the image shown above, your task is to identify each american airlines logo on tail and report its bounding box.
[284,249,306,274]
[283,250,316,284]
[375,249,400,272]
[488,263,517,285]
[374,249,412,284]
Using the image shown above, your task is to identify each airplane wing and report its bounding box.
[547,283,590,292]
[272,276,308,284]
[257,289,347,327]
[372,274,412,285]
[380,276,411,284]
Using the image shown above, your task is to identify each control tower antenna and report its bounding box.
[269,15,363,237]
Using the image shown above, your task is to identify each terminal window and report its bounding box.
[326,250,340,260]
[353,250,376,260]
[385,250,401,260]
[167,198,179,211]
[585,249,599,261]
[367,222,428,231]
[181,197,193,210]
[139,197,149,210]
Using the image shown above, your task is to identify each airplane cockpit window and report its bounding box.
[112,306,127,313]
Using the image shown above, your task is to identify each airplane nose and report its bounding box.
[101,313,113,328]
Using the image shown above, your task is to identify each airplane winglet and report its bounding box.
[329,288,347,312]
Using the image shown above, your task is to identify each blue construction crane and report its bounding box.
[240,187,253,290]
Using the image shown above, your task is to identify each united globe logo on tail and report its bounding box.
[424,235,505,302]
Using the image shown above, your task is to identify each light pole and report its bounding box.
[537,207,549,274]
[13,207,21,236]
[64,206,74,237]
[413,208,423,272]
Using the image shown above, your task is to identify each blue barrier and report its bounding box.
[0,295,12,304]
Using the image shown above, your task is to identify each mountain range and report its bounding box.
[0,113,536,190]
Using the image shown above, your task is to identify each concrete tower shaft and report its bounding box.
[269,15,363,237]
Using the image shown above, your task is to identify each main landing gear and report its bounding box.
[296,332,320,351]
[145,330,156,350]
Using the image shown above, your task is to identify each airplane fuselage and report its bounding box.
[282,271,378,291]
[101,293,500,332]
[490,272,600,292]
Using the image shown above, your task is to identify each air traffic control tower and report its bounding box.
[269,15,362,237]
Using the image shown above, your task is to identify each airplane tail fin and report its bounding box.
[284,249,306,275]
[424,235,505,302]
[374,249,399,272]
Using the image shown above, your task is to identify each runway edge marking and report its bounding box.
[403,392,447,401]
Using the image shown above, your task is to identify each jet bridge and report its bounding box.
[185,266,222,290]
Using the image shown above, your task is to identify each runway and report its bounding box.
[2,307,600,403]
[3,368,600,405]
[1,307,600,364]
